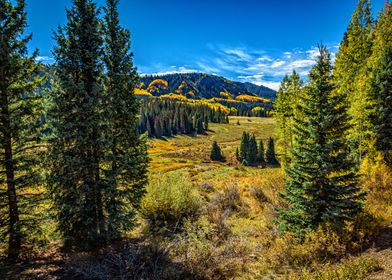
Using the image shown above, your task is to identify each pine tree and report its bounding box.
[48,0,106,249]
[274,71,303,166]
[334,0,374,162]
[210,141,225,162]
[239,132,249,165]
[235,147,240,161]
[266,137,278,166]
[258,139,265,165]
[365,2,392,164]
[370,44,392,166]
[278,46,365,237]
[204,115,209,130]
[0,0,44,261]
[103,0,149,239]
[248,134,258,166]
[196,117,204,134]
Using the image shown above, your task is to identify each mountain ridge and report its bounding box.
[138,73,277,100]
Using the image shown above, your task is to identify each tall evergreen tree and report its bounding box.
[258,139,265,165]
[248,134,258,166]
[239,131,249,164]
[334,0,374,161]
[370,44,392,166]
[0,0,44,261]
[365,2,392,164]
[48,0,106,249]
[279,46,365,237]
[275,71,303,166]
[103,0,149,239]
[266,137,278,166]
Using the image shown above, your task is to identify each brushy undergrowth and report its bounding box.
[287,256,381,280]
[140,171,201,233]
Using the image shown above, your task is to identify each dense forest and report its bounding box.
[1,0,392,279]
[138,99,228,138]
[138,73,277,100]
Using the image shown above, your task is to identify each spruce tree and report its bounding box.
[334,0,374,161]
[210,141,224,162]
[248,134,258,166]
[258,139,265,165]
[239,131,249,165]
[279,46,365,237]
[103,0,149,239]
[366,2,392,164]
[266,137,278,166]
[275,71,303,166]
[48,0,106,249]
[370,44,392,166]
[0,0,44,261]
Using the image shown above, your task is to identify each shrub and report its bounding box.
[249,186,270,205]
[264,214,384,274]
[140,171,201,233]
[171,216,251,280]
[287,257,381,280]
[210,185,248,215]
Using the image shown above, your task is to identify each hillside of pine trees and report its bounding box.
[1,0,392,279]
[138,73,277,100]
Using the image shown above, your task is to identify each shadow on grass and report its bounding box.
[373,225,392,252]
[0,238,201,280]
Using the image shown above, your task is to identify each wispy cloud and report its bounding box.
[35,56,54,63]
[139,65,199,76]
[139,44,339,91]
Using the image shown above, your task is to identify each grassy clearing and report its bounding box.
[2,116,390,279]
[148,116,276,170]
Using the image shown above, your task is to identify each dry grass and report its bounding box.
[4,116,392,280]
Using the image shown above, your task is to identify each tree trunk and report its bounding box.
[1,87,21,262]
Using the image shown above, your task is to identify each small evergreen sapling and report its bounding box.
[210,141,225,162]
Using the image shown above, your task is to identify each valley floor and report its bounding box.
[2,116,392,279]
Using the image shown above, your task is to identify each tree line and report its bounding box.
[0,0,148,261]
[236,132,278,166]
[138,99,228,138]
[210,132,279,166]
[275,0,392,237]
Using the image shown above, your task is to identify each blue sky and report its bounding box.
[26,0,385,90]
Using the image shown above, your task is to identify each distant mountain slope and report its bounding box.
[242,82,277,100]
[138,73,277,100]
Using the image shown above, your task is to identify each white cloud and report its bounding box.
[257,56,273,62]
[223,48,252,61]
[143,65,199,76]
[254,81,281,91]
[139,43,339,91]
[306,48,319,60]
[35,56,54,62]
[287,59,315,69]
[196,62,221,74]
[271,60,286,68]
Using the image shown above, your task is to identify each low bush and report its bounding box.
[287,256,381,280]
[171,216,251,280]
[140,171,201,233]
[264,212,384,273]
[210,184,248,215]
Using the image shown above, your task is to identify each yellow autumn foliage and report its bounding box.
[134,88,153,96]
[160,93,188,101]
[219,91,233,99]
[236,94,270,103]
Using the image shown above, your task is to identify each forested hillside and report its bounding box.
[1,0,392,280]
[138,73,277,100]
